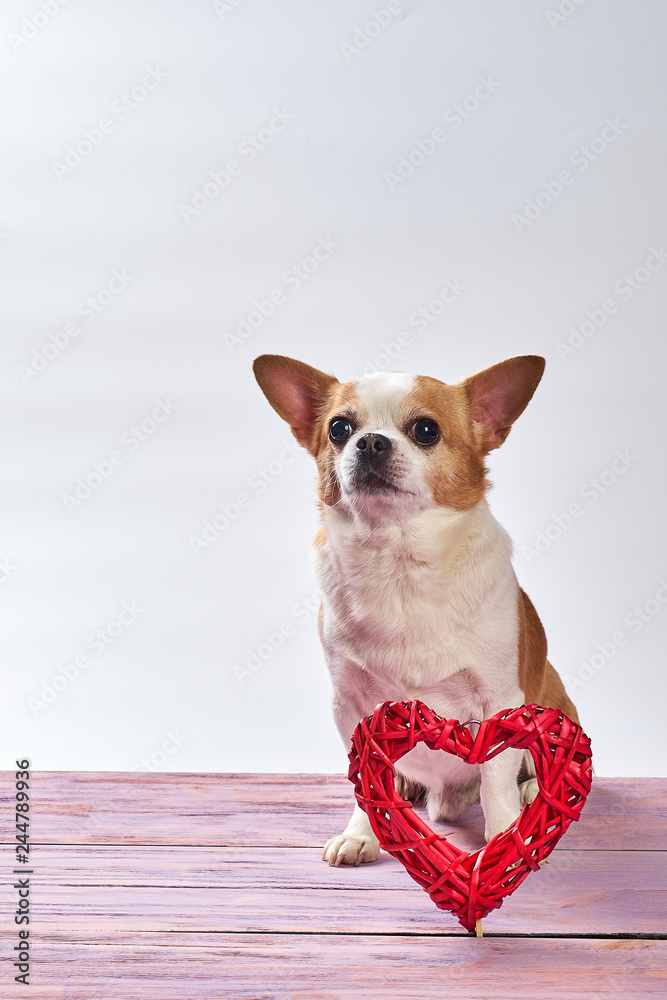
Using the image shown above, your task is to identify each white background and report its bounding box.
[1,0,665,777]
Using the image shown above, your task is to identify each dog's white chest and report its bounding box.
[314,502,520,708]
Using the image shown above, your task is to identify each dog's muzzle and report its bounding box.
[350,434,399,492]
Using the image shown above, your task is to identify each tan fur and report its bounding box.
[403,377,487,509]
[518,589,579,722]
[461,356,546,453]
[313,382,363,508]
[252,355,338,454]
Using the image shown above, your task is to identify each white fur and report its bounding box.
[354,371,416,426]
[318,375,527,865]
[335,373,442,524]
[315,501,523,769]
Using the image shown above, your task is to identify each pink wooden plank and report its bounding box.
[1,772,664,850]
[0,932,664,999]
[0,846,663,935]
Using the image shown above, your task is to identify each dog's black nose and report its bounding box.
[356,433,391,455]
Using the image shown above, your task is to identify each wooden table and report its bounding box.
[1,772,665,998]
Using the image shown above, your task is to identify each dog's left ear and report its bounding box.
[461,355,545,453]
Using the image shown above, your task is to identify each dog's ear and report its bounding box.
[253,355,339,453]
[461,355,545,453]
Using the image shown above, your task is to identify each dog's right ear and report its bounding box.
[253,355,339,454]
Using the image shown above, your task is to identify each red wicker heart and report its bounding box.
[348,700,592,932]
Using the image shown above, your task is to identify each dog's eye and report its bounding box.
[411,418,440,446]
[329,417,353,444]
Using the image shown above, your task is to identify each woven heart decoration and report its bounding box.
[348,700,592,932]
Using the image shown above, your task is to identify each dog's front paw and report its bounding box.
[519,777,539,806]
[321,832,380,866]
[484,805,522,843]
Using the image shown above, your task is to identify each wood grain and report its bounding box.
[0,933,664,999]
[0,845,663,936]
[1,771,664,998]
[1,772,665,850]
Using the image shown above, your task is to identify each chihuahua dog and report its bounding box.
[253,353,578,866]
